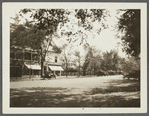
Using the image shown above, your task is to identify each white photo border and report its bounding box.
[2,2,147,114]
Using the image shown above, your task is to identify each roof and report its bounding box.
[25,63,41,70]
[49,65,64,71]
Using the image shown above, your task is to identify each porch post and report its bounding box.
[47,66,48,71]
[60,71,61,76]
[32,70,34,78]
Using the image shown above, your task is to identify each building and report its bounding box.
[61,61,78,76]
[44,45,64,76]
[10,39,64,78]
[10,46,41,78]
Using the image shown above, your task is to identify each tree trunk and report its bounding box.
[66,63,68,77]
[41,48,45,79]
[90,70,91,76]
[83,68,86,76]
[41,61,44,79]
[78,63,80,77]
[94,64,95,75]
[21,48,25,77]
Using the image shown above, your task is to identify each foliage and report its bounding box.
[52,46,62,54]
[121,57,140,73]
[117,10,140,58]
[101,50,120,72]
[82,45,99,76]
[74,50,82,76]
[10,21,47,50]
[20,9,70,35]
[12,9,72,78]
[60,9,108,45]
[75,9,107,31]
[60,44,74,77]
[19,9,107,48]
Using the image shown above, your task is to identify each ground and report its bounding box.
[10,75,140,107]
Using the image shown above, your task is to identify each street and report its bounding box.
[10,75,140,107]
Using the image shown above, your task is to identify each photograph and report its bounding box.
[2,2,147,114]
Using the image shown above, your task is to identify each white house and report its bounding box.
[43,39,64,76]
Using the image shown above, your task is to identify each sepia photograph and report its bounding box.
[2,3,147,114]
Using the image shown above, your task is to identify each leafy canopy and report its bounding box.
[117,10,140,58]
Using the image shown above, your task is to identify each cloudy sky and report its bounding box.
[10,8,126,58]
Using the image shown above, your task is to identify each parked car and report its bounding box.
[107,70,116,75]
[117,71,124,75]
[44,71,56,79]
[123,70,140,81]
[96,70,106,76]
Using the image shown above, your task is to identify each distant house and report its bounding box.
[61,61,78,76]
[10,39,64,78]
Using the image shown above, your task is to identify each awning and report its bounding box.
[49,66,64,71]
[25,64,41,70]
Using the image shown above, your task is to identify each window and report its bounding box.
[55,56,57,63]
[25,52,31,60]
[16,53,23,60]
[32,54,38,61]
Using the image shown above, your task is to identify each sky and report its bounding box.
[10,8,126,58]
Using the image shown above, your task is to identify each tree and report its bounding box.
[82,45,96,76]
[60,9,108,46]
[120,57,140,73]
[10,17,61,79]
[15,9,70,78]
[74,50,82,77]
[15,8,107,77]
[61,44,73,77]
[85,46,101,75]
[10,18,48,77]
[101,50,120,72]
[117,10,140,58]
[20,9,70,35]
[75,9,107,31]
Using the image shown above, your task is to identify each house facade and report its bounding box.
[10,46,40,77]
[44,46,63,76]
[10,40,64,78]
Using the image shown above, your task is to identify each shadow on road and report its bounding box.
[10,79,140,107]
[89,79,140,94]
[85,79,140,107]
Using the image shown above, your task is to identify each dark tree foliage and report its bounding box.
[82,46,94,76]
[10,22,46,50]
[18,9,71,78]
[118,10,140,58]
[75,9,106,31]
[61,9,107,46]
[20,9,70,35]
[74,51,81,76]
[101,50,120,71]
[52,46,62,53]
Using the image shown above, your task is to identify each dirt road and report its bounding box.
[10,75,140,107]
